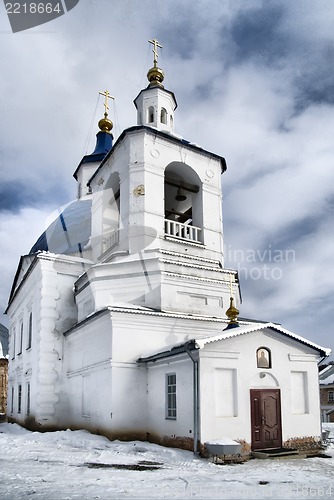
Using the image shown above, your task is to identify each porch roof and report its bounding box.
[137,322,331,363]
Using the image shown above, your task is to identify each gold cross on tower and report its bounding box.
[148,38,162,67]
[229,273,234,298]
[99,90,114,117]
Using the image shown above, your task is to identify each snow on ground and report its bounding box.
[1,423,334,499]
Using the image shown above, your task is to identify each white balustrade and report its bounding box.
[164,219,202,243]
[102,229,119,252]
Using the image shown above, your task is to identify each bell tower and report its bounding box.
[75,40,240,321]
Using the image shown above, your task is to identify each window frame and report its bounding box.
[18,321,23,355]
[11,327,16,359]
[148,106,154,123]
[165,373,177,420]
[328,391,334,403]
[26,382,31,415]
[256,347,271,369]
[160,107,167,124]
[11,386,14,414]
[27,312,32,349]
[18,384,22,414]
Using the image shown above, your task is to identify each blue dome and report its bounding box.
[30,198,92,255]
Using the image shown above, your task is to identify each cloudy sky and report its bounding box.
[0,0,333,358]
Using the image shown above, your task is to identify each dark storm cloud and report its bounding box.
[274,216,321,249]
[295,70,334,111]
[226,161,290,193]
[0,180,70,213]
[281,295,334,347]
[229,3,288,65]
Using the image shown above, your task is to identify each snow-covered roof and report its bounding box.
[319,364,334,385]
[138,322,331,363]
[194,322,331,356]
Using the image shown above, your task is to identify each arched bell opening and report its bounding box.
[148,106,155,124]
[101,172,120,254]
[164,162,203,244]
[160,107,167,124]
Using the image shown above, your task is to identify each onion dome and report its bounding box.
[147,65,164,88]
[98,114,113,133]
[30,198,91,255]
[224,297,240,329]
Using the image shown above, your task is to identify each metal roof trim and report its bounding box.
[195,322,331,356]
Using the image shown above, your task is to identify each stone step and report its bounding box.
[252,448,301,459]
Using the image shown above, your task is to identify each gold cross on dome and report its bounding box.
[99,90,114,116]
[148,38,162,67]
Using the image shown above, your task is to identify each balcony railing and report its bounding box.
[164,219,202,243]
[102,229,119,253]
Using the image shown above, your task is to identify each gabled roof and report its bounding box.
[194,322,331,355]
[6,252,92,313]
[6,254,38,311]
[137,322,331,363]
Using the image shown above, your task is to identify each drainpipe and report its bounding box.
[185,346,199,455]
[318,354,328,445]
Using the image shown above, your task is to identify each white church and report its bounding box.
[6,40,331,456]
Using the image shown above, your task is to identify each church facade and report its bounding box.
[6,42,330,455]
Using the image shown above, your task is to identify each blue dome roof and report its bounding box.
[30,198,92,255]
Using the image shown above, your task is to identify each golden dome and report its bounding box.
[147,66,164,88]
[98,114,113,133]
[225,297,239,324]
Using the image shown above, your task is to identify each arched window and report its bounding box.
[164,162,203,244]
[101,172,121,255]
[256,347,271,369]
[160,107,167,124]
[148,106,155,123]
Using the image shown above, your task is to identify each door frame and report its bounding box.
[250,388,282,451]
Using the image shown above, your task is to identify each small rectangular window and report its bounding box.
[18,322,23,355]
[11,386,14,413]
[18,384,22,414]
[12,328,16,359]
[27,312,32,349]
[166,373,177,419]
[328,391,334,403]
[26,383,31,415]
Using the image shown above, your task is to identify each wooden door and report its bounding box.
[250,389,282,450]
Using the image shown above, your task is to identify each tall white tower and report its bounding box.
[75,40,240,320]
